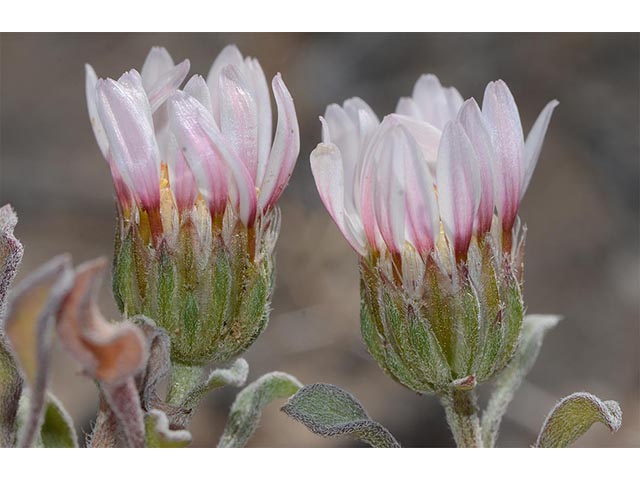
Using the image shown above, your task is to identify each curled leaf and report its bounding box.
[5,255,74,447]
[57,258,148,384]
[482,314,561,447]
[182,358,249,410]
[218,372,302,448]
[58,258,148,447]
[132,316,171,410]
[535,392,622,448]
[145,409,192,448]
[281,383,400,448]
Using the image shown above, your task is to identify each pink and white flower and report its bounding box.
[168,45,299,225]
[311,74,558,262]
[86,46,300,238]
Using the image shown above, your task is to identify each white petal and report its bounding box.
[147,59,190,112]
[444,86,464,118]
[169,91,256,224]
[436,121,481,256]
[168,92,228,215]
[395,96,422,120]
[343,97,379,125]
[400,126,439,255]
[184,75,213,114]
[385,114,441,171]
[85,64,109,157]
[523,99,559,196]
[310,143,366,255]
[412,74,451,129]
[257,74,300,212]
[206,45,245,125]
[96,77,160,209]
[482,80,525,230]
[373,127,406,254]
[219,65,259,181]
[245,58,273,186]
[141,47,175,90]
[458,98,496,234]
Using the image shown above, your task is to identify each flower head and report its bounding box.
[86,46,300,365]
[312,75,557,262]
[311,74,557,391]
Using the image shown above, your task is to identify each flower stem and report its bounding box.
[166,363,204,406]
[440,389,483,447]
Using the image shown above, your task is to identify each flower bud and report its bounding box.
[87,46,299,365]
[311,76,557,392]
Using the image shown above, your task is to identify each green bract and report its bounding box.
[359,227,525,394]
[112,208,279,366]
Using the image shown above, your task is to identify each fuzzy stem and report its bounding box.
[440,389,483,448]
[166,363,204,406]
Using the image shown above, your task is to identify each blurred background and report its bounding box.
[0,33,638,447]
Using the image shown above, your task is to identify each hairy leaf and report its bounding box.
[145,409,191,448]
[5,255,74,447]
[0,204,24,320]
[482,314,561,447]
[281,383,400,448]
[58,258,148,447]
[0,336,22,447]
[132,316,171,410]
[57,258,148,384]
[182,358,249,410]
[218,372,302,448]
[40,394,78,448]
[0,204,25,447]
[535,392,622,448]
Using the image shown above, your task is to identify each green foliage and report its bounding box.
[535,392,622,448]
[482,314,561,447]
[218,372,302,448]
[144,409,191,448]
[40,395,78,448]
[281,383,400,448]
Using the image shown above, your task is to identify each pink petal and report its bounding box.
[147,59,190,113]
[400,126,439,255]
[107,152,133,210]
[372,128,407,254]
[310,143,366,255]
[219,65,259,181]
[436,121,481,257]
[140,47,175,90]
[523,99,559,196]
[385,113,441,171]
[168,92,229,217]
[257,74,300,212]
[96,76,160,210]
[482,80,525,231]
[169,92,256,225]
[85,64,109,158]
[166,136,197,211]
[458,98,496,234]
[322,98,379,220]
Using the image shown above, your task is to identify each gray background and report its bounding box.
[1,33,638,447]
